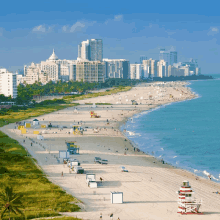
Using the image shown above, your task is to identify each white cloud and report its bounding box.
[208,26,219,36]
[114,15,123,21]
[62,21,96,33]
[211,27,218,32]
[62,25,69,32]
[70,21,85,33]
[32,25,46,33]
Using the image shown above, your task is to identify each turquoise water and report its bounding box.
[121,76,220,181]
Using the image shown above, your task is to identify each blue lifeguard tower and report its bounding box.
[65,141,79,154]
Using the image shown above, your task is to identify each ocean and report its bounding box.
[121,75,220,182]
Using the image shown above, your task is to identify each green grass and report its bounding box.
[0,103,79,127]
[0,131,81,220]
[64,86,132,102]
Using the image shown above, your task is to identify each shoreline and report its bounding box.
[2,81,220,219]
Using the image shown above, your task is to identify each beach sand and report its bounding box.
[2,82,220,220]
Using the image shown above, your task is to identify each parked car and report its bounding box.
[99,159,108,165]
[94,157,101,163]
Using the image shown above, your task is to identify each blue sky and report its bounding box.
[1,0,220,74]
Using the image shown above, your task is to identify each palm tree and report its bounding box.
[0,186,24,220]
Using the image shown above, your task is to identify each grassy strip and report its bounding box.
[0,131,81,220]
[0,103,78,127]
[64,86,132,102]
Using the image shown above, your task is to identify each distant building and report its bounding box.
[159,49,177,66]
[159,49,170,64]
[103,59,129,79]
[41,49,60,82]
[0,69,17,98]
[78,39,103,61]
[23,62,41,84]
[157,60,168,78]
[170,51,178,65]
[140,56,147,64]
[143,59,159,78]
[76,61,105,83]
[168,65,185,77]
[130,64,143,79]
[181,59,198,75]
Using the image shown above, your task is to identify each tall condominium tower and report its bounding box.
[140,56,147,64]
[170,51,178,66]
[78,39,103,61]
[159,49,178,66]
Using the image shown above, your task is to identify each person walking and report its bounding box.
[61,171,63,177]
[110,213,113,220]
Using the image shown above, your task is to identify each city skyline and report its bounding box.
[0,0,220,74]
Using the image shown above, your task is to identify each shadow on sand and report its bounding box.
[124,200,177,204]
[97,181,121,188]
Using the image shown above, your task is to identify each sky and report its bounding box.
[1,0,220,74]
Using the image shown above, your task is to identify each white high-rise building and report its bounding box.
[159,49,178,66]
[78,39,103,61]
[78,40,90,60]
[0,69,17,98]
[41,49,60,82]
[103,59,130,79]
[23,62,41,84]
[143,59,159,78]
[157,60,168,78]
[130,64,143,79]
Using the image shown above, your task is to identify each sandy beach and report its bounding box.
[2,81,220,220]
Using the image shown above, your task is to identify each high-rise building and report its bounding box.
[140,56,147,64]
[168,65,185,77]
[159,49,178,66]
[78,39,103,61]
[41,49,60,82]
[78,40,90,60]
[103,59,129,79]
[0,69,17,98]
[170,51,178,66]
[157,60,168,78]
[159,49,169,64]
[23,63,41,84]
[130,64,143,79]
[76,61,105,82]
[143,59,159,78]
[181,59,198,75]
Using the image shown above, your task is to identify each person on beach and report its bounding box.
[100,213,102,219]
[100,177,103,182]
[45,157,47,162]
[61,171,63,177]
[31,142,32,147]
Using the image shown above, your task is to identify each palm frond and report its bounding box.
[0,207,8,219]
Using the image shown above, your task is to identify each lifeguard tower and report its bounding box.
[90,111,100,118]
[65,141,79,155]
[177,180,202,214]
[73,126,83,135]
